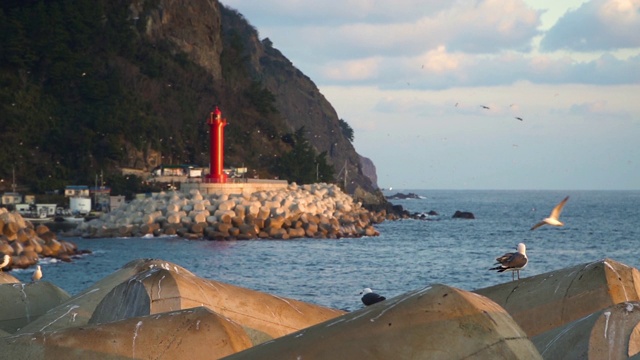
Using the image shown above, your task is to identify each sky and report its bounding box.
[221,0,640,190]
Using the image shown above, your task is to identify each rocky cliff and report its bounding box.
[0,0,382,200]
[129,0,379,193]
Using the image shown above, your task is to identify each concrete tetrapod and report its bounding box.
[0,306,253,359]
[0,272,20,285]
[0,282,70,334]
[475,258,640,337]
[88,265,346,341]
[15,259,194,334]
[224,284,542,359]
[532,302,640,359]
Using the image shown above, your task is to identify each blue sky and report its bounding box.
[221,0,640,190]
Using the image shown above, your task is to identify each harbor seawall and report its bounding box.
[180,179,289,195]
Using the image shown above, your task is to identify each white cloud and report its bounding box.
[420,46,462,73]
[541,0,640,51]
[322,57,382,81]
[222,0,452,26]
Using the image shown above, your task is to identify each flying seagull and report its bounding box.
[481,105,490,109]
[515,117,523,121]
[530,196,570,230]
[32,265,42,282]
[489,243,528,281]
[0,255,9,271]
[360,288,386,306]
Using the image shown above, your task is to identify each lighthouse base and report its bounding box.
[181,179,288,196]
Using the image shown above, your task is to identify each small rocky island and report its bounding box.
[66,183,397,240]
[385,192,425,200]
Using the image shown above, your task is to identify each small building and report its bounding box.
[65,185,90,198]
[152,164,204,178]
[1,192,22,206]
[16,203,57,218]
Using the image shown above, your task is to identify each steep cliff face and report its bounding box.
[359,155,378,187]
[135,0,378,192]
[130,0,224,81]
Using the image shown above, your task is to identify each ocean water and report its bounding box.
[10,190,640,312]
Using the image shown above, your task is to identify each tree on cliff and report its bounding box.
[339,119,354,142]
[275,127,334,184]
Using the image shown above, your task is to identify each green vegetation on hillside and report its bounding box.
[0,0,339,196]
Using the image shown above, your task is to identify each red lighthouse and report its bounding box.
[207,106,227,183]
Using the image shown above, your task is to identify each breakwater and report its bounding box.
[0,208,84,269]
[68,183,391,240]
[2,258,640,358]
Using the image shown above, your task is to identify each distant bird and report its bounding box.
[455,102,459,107]
[515,117,523,121]
[0,255,9,271]
[32,265,42,282]
[481,105,490,109]
[489,243,528,281]
[360,288,386,306]
[530,196,570,230]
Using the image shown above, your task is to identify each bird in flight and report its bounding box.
[489,243,528,281]
[481,105,490,109]
[515,117,523,121]
[530,196,570,230]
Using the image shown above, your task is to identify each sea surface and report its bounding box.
[10,189,640,312]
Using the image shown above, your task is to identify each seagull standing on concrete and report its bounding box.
[530,196,570,230]
[360,288,386,306]
[32,265,42,282]
[489,243,528,281]
[0,255,9,271]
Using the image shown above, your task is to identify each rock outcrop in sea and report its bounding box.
[0,208,85,269]
[2,258,640,358]
[67,183,389,240]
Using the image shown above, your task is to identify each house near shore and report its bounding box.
[152,164,204,178]
[65,185,92,215]
[1,192,22,206]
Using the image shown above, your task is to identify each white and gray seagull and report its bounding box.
[489,243,528,281]
[0,254,10,271]
[32,265,42,282]
[360,288,386,306]
[530,196,570,230]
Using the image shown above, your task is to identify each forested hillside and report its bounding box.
[0,0,378,201]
